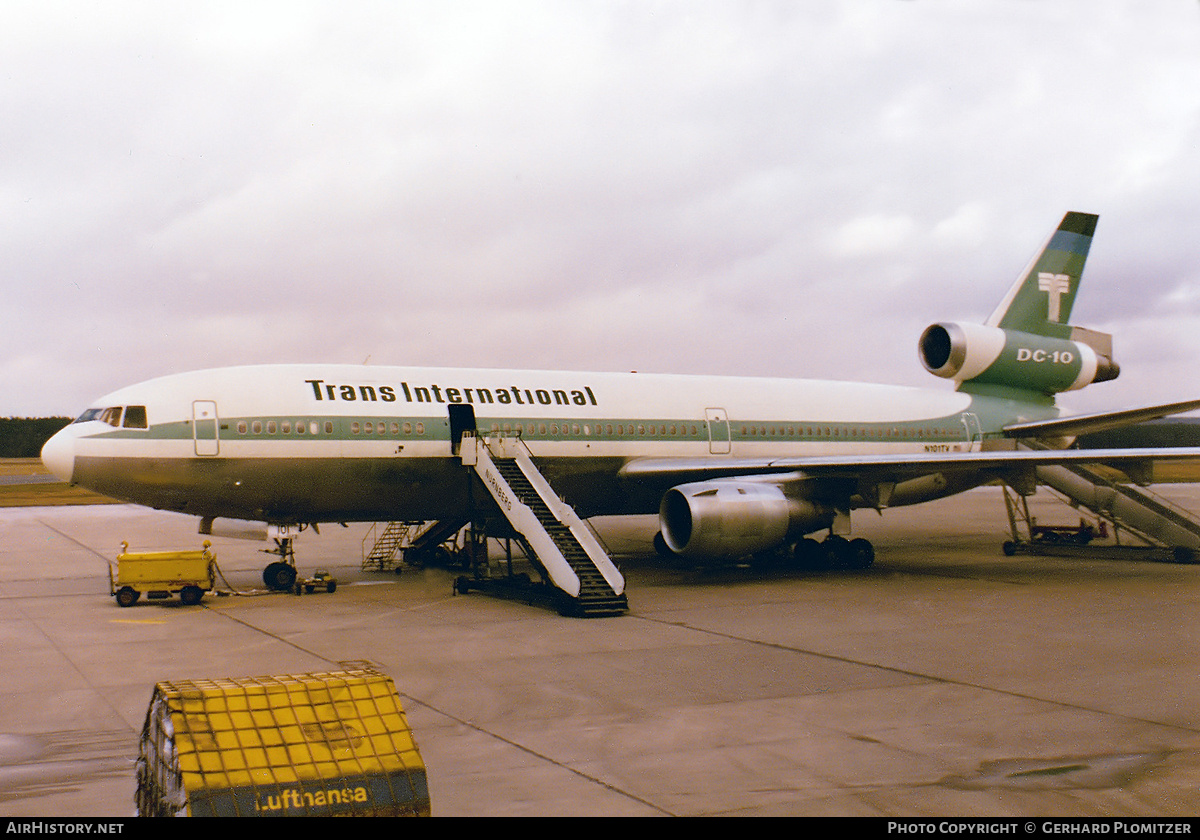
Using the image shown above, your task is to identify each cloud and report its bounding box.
[5,1,1200,417]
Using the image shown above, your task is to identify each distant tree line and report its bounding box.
[0,417,72,458]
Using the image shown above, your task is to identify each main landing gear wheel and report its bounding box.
[846,538,875,570]
[824,536,876,569]
[793,536,875,571]
[792,538,826,569]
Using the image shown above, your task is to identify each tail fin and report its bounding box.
[919,211,1118,397]
[985,211,1098,338]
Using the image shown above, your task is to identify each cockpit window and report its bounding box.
[74,408,102,424]
[123,405,147,429]
[74,406,128,427]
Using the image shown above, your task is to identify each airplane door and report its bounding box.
[960,412,982,452]
[448,404,477,456]
[706,408,731,454]
[193,400,219,456]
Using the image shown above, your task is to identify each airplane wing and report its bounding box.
[1002,398,1200,440]
[618,446,1200,486]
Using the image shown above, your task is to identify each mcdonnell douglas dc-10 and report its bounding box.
[40,212,1200,614]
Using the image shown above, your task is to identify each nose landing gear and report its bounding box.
[261,537,298,591]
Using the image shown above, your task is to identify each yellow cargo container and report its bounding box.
[111,540,216,607]
[135,666,430,817]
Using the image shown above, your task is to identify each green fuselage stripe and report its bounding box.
[90,412,992,446]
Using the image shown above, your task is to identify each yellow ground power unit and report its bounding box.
[110,540,217,607]
[135,666,430,816]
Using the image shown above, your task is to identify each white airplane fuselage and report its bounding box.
[40,362,1047,527]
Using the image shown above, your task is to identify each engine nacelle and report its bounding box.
[659,480,832,559]
[919,322,1119,395]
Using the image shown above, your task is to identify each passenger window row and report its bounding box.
[739,424,951,439]
[235,419,424,436]
[232,419,707,440]
[236,420,338,436]
[350,421,424,436]
[485,422,703,438]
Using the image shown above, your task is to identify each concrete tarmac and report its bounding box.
[2,486,1199,817]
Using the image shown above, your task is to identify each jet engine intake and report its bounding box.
[659,480,831,559]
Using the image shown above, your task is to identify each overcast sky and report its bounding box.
[5,1,1200,418]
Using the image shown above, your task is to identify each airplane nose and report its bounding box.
[41,428,75,483]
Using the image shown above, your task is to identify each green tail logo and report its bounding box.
[987,211,1098,339]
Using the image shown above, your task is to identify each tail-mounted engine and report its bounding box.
[919,322,1119,395]
[659,480,832,559]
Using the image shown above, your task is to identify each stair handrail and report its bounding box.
[468,433,582,597]
[486,433,624,595]
[361,522,380,566]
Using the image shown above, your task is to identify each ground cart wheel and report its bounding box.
[179,586,204,606]
[116,586,139,608]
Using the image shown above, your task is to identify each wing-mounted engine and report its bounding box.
[919,322,1119,395]
[659,479,832,559]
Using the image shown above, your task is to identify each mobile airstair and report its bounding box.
[1003,444,1200,562]
[362,521,413,571]
[362,518,472,571]
[459,432,627,616]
